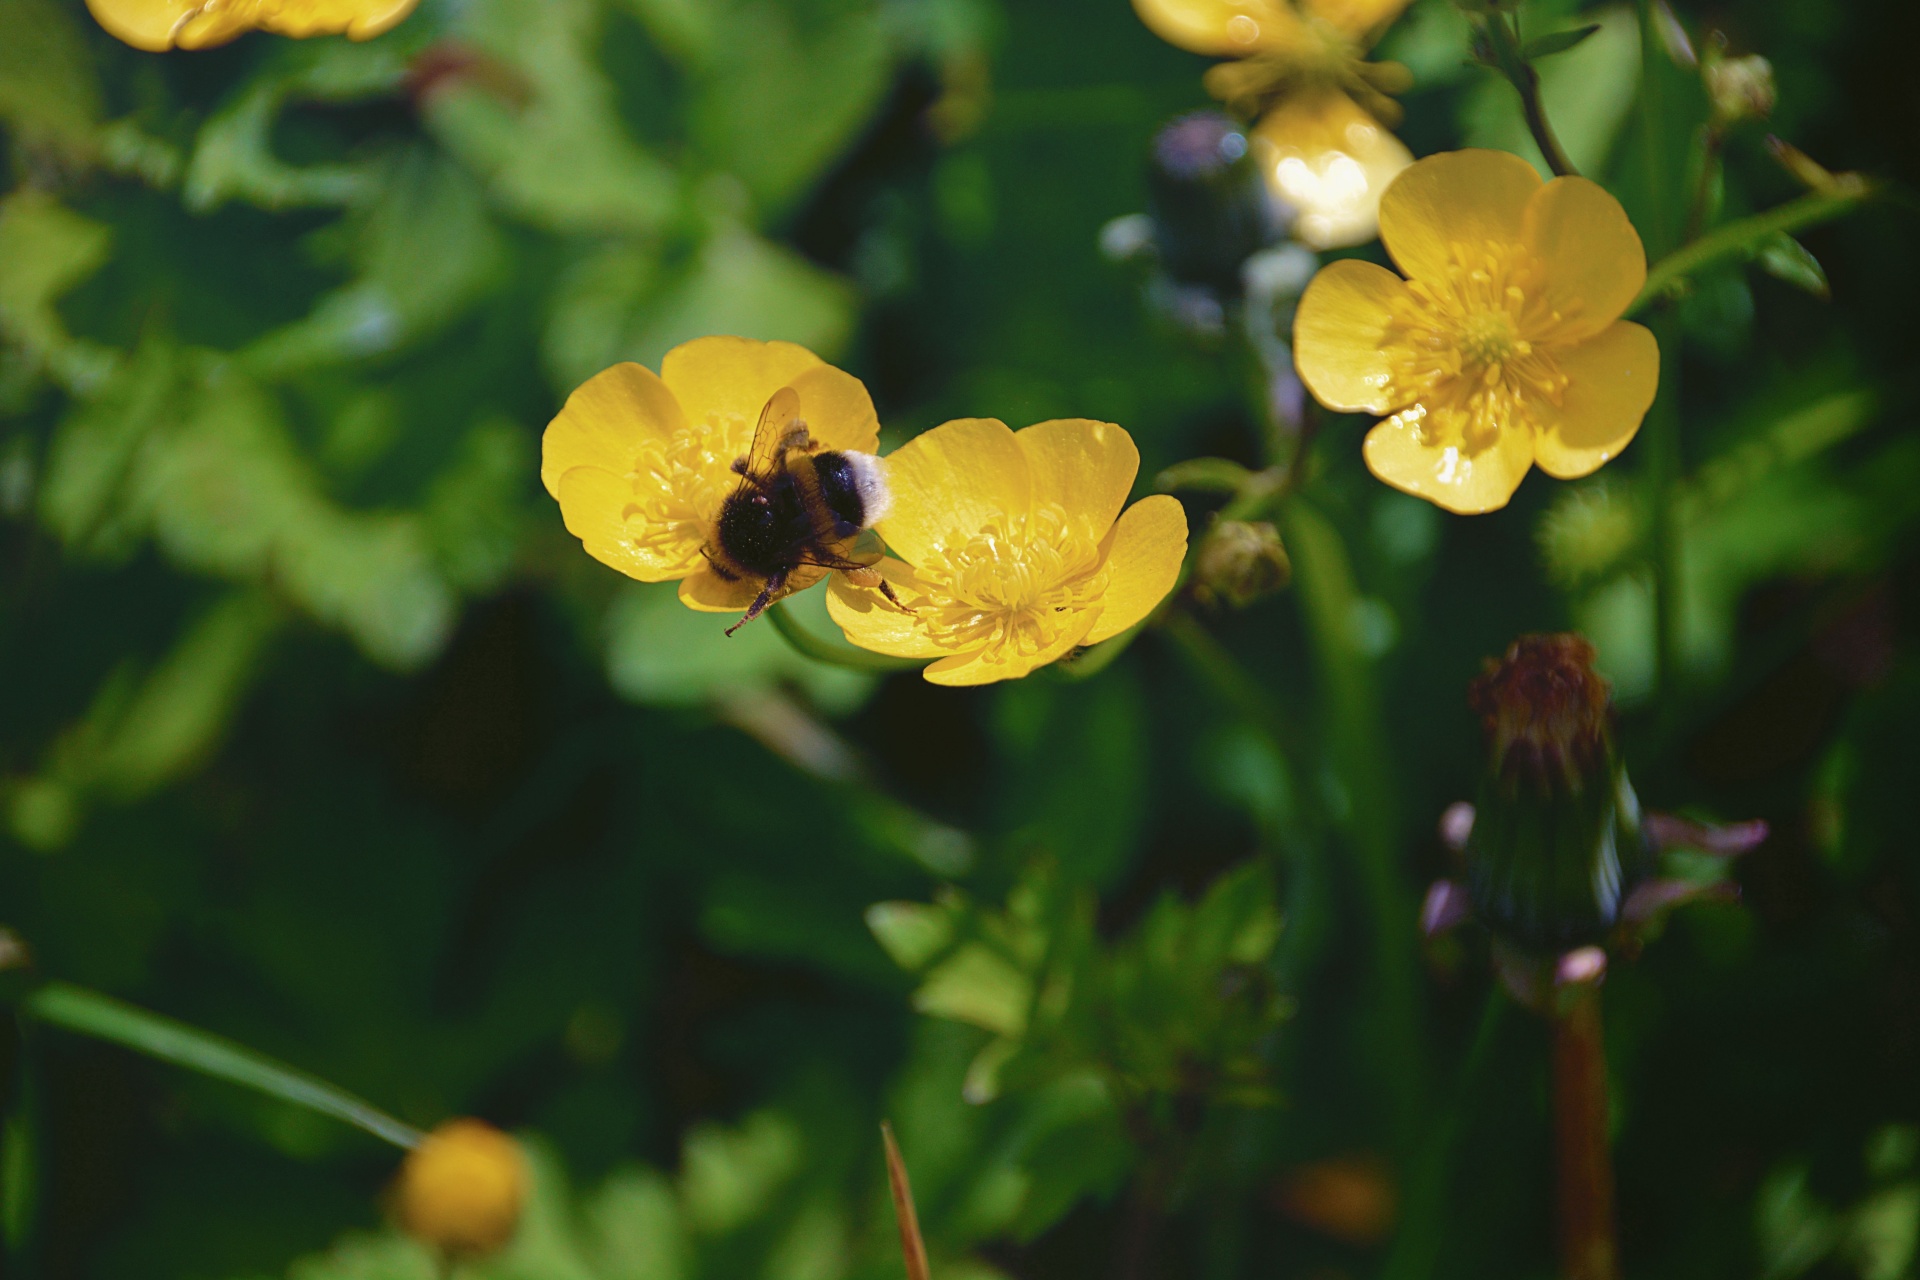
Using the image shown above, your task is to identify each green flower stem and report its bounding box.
[1482,14,1579,178]
[1634,0,1682,710]
[1280,500,1424,1138]
[767,600,923,673]
[1630,178,1876,314]
[1644,309,1683,707]
[23,982,423,1151]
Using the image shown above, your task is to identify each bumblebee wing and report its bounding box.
[844,527,886,566]
[736,386,808,486]
[797,529,886,573]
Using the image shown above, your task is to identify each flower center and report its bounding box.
[903,505,1108,661]
[619,410,754,570]
[1384,240,1577,453]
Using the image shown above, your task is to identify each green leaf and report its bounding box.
[690,0,892,217]
[0,190,116,391]
[1521,23,1601,60]
[88,590,282,800]
[866,901,958,972]
[1755,232,1831,299]
[604,581,875,711]
[429,0,679,235]
[23,983,422,1150]
[245,149,506,373]
[0,0,103,162]
[38,335,177,557]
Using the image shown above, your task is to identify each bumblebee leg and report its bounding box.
[726,570,787,637]
[838,564,915,615]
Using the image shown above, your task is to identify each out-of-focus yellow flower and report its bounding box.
[85,0,417,51]
[1132,0,1415,248]
[827,419,1187,686]
[542,337,880,614]
[396,1119,526,1256]
[1293,149,1659,514]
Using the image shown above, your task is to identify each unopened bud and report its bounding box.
[1146,113,1287,293]
[1193,520,1290,609]
[1704,50,1775,126]
[397,1119,527,1256]
[1463,635,1650,952]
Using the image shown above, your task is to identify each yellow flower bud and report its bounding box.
[396,1119,527,1256]
[1192,520,1290,609]
[1704,52,1776,126]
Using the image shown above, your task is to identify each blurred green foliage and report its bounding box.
[2,0,1919,1277]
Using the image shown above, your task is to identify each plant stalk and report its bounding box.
[1483,15,1579,178]
[1634,0,1681,708]
[1552,987,1619,1280]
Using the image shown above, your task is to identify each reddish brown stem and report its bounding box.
[882,1122,931,1280]
[1552,989,1619,1280]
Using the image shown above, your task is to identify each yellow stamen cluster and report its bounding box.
[622,415,754,571]
[1384,242,1573,454]
[907,506,1110,660]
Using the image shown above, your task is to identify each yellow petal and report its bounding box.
[1016,419,1139,541]
[1362,409,1535,514]
[924,610,1103,687]
[1532,322,1659,480]
[677,563,761,613]
[85,0,198,50]
[826,563,946,659]
[661,337,877,456]
[1378,148,1541,284]
[1087,495,1189,643]
[541,362,688,500]
[1293,258,1412,414]
[786,362,881,454]
[556,466,700,581]
[1254,91,1412,250]
[1522,176,1648,342]
[1301,0,1412,38]
[1131,0,1301,56]
[876,419,1031,568]
[167,0,418,48]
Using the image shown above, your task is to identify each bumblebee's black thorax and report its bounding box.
[711,449,884,582]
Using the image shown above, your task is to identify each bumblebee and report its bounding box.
[707,386,907,635]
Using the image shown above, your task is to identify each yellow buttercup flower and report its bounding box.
[543,337,881,615]
[396,1119,527,1256]
[1293,149,1659,515]
[85,0,417,50]
[1132,0,1415,248]
[827,419,1188,686]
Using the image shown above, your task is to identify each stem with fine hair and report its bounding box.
[1482,13,1579,178]
[1634,0,1682,707]
[1553,987,1619,1280]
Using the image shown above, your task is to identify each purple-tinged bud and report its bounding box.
[1146,112,1288,294]
[1464,635,1652,952]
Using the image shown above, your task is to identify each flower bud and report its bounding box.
[1192,520,1291,609]
[1463,634,1650,952]
[1704,50,1775,126]
[396,1119,527,1256]
[1146,112,1287,294]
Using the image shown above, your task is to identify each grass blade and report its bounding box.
[23,983,422,1151]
